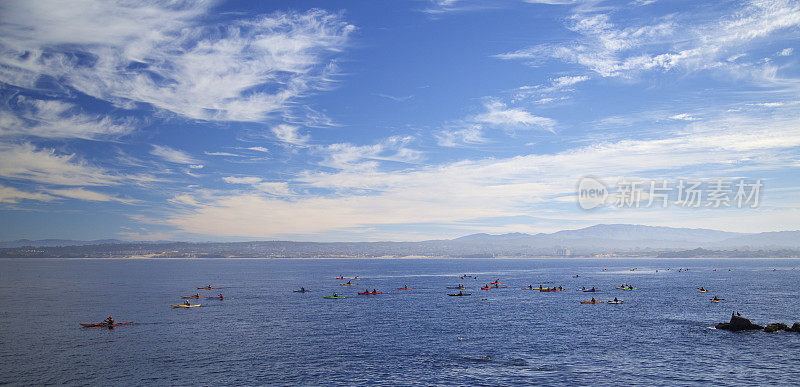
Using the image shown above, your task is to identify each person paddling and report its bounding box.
[103,315,114,325]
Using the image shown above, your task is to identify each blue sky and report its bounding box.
[0,0,799,241]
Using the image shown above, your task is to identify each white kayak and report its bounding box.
[171,304,201,308]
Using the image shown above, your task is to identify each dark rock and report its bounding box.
[791,323,800,333]
[716,314,763,331]
[764,323,788,333]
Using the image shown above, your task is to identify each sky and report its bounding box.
[0,0,799,242]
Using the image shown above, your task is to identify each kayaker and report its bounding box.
[103,316,114,325]
[713,296,720,301]
[700,287,706,291]
[613,297,618,302]
[333,293,338,297]
[591,297,596,303]
[184,300,190,306]
[458,290,463,296]
[218,294,223,300]
[300,287,305,292]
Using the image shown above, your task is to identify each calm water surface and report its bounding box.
[1,258,799,385]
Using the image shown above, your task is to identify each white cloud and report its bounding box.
[473,101,556,131]
[164,110,800,238]
[223,176,292,196]
[205,151,242,157]
[0,185,56,203]
[0,143,128,186]
[150,145,201,165]
[496,0,800,80]
[0,96,135,140]
[436,125,485,147]
[669,113,699,121]
[316,136,423,170]
[244,146,270,153]
[48,187,133,203]
[272,124,310,146]
[0,2,355,122]
[778,48,794,56]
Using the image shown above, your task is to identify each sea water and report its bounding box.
[1,258,799,385]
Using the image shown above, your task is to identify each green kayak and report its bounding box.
[323,296,346,299]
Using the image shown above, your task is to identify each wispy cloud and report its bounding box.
[272,124,310,146]
[669,113,699,121]
[496,0,800,81]
[48,187,135,203]
[0,143,129,186]
[162,109,800,237]
[437,100,556,146]
[0,2,355,122]
[315,136,423,171]
[0,96,135,140]
[150,145,201,165]
[0,185,56,203]
[375,93,414,102]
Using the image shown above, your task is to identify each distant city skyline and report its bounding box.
[1,0,799,242]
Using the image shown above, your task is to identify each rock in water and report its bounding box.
[716,315,764,331]
[764,323,788,333]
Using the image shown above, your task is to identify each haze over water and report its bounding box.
[1,258,799,385]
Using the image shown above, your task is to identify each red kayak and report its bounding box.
[481,286,491,290]
[197,287,220,290]
[80,322,133,327]
[397,287,413,290]
[358,291,382,295]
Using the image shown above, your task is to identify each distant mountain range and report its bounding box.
[1,224,798,258]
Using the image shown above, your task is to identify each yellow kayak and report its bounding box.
[171,304,201,308]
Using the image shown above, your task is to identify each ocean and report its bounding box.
[1,258,799,385]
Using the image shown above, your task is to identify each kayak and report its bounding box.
[446,286,466,289]
[80,322,133,327]
[324,296,346,299]
[172,304,201,308]
[197,287,220,290]
[582,289,600,292]
[182,295,202,299]
[580,300,604,304]
[698,290,708,293]
[607,300,623,304]
[339,283,357,286]
[336,277,347,279]
[205,296,224,299]
[397,287,413,290]
[540,288,564,292]
[357,291,382,295]
[616,287,636,290]
[490,281,502,285]
[448,293,471,296]
[293,290,312,293]
[481,286,491,290]
[711,300,722,303]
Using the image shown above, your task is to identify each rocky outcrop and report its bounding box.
[716,313,800,333]
[764,323,788,333]
[715,314,763,331]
